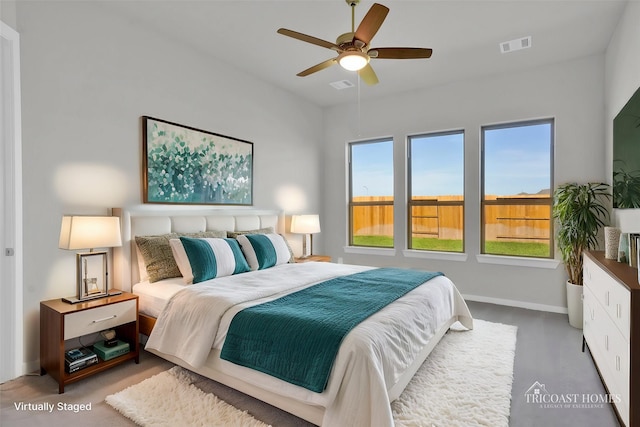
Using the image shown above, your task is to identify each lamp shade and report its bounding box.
[59,216,122,250]
[338,51,369,71]
[290,215,321,234]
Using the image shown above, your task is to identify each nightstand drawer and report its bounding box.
[64,299,136,339]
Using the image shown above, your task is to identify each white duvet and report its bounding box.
[145,262,473,427]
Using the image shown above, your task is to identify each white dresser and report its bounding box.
[583,251,639,427]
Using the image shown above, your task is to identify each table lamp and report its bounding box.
[290,214,321,258]
[59,215,122,303]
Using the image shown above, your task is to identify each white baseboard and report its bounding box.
[463,293,568,314]
[24,359,39,376]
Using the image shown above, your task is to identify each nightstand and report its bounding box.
[295,255,332,263]
[40,292,139,393]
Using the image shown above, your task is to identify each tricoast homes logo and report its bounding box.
[524,381,621,409]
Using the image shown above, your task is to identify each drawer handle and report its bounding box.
[617,304,621,318]
[605,335,609,351]
[616,356,621,371]
[92,314,117,323]
[605,291,610,306]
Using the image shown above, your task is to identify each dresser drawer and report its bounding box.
[64,299,137,339]
[606,330,630,427]
[584,256,630,339]
[582,252,639,427]
[584,288,630,426]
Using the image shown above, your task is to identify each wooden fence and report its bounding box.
[352,195,551,242]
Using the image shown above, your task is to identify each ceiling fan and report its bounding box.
[277,0,433,85]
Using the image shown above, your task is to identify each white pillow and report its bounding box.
[169,239,194,284]
[236,233,292,271]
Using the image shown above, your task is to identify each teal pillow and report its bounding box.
[179,237,250,283]
[236,233,293,271]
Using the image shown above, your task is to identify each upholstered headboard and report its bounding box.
[112,207,284,292]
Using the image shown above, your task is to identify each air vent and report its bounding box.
[499,36,532,54]
[329,80,355,90]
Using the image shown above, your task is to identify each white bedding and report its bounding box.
[133,278,187,318]
[145,262,473,427]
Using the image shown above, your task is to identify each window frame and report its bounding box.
[480,118,555,259]
[348,138,395,248]
[407,130,465,253]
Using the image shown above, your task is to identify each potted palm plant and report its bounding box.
[552,182,611,328]
[613,164,640,208]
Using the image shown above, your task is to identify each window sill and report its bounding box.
[343,246,397,256]
[403,250,468,262]
[476,254,561,269]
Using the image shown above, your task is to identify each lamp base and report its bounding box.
[300,233,315,258]
[61,292,108,304]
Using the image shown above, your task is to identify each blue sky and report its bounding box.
[351,123,551,197]
[410,132,464,196]
[351,141,394,197]
[483,123,552,196]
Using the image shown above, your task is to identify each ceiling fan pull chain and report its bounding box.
[357,75,362,137]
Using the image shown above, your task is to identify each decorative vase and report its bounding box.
[566,281,583,329]
[604,226,621,259]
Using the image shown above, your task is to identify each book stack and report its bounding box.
[93,340,130,361]
[65,348,98,373]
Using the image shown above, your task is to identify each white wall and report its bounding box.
[0,0,17,29]
[322,54,607,310]
[605,0,640,231]
[16,1,323,371]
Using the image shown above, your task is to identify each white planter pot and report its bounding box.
[566,281,583,329]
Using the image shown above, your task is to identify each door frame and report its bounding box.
[1,20,24,382]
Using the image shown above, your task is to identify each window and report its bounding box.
[408,131,464,252]
[481,119,554,258]
[348,139,394,248]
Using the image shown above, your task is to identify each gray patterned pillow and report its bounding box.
[226,227,274,239]
[136,230,227,282]
[188,230,228,239]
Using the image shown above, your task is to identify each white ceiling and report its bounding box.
[100,0,628,107]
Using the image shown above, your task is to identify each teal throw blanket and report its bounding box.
[220,267,443,392]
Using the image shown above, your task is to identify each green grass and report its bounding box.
[352,235,394,247]
[484,241,550,257]
[352,235,550,257]
[412,238,463,252]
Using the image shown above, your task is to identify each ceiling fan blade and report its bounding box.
[369,47,433,59]
[358,64,379,86]
[297,58,337,77]
[277,28,341,52]
[353,3,389,46]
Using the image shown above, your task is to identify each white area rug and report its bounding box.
[106,319,516,427]
[391,319,517,426]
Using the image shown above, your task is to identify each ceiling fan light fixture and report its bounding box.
[338,51,369,71]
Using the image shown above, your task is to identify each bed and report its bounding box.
[112,207,473,427]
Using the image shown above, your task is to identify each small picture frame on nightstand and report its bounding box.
[77,252,108,300]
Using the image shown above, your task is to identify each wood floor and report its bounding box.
[0,301,620,426]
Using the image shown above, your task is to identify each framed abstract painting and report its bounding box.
[142,116,253,205]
